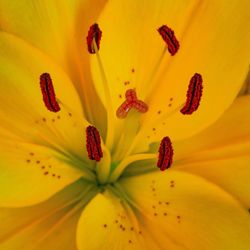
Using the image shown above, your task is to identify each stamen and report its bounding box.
[88,24,115,149]
[116,89,148,119]
[86,23,102,54]
[158,25,179,56]
[157,136,173,171]
[40,73,60,112]
[180,73,203,115]
[86,125,103,162]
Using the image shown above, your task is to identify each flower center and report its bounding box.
[37,22,204,186]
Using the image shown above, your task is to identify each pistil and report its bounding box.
[109,153,156,183]
[116,89,148,118]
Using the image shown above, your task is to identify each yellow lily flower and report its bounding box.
[0,0,250,249]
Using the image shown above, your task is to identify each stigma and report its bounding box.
[116,89,148,118]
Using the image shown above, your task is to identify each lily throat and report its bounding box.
[37,22,203,186]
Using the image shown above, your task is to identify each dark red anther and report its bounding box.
[40,73,60,112]
[86,23,102,54]
[157,137,173,171]
[158,25,179,56]
[116,89,148,119]
[86,126,103,161]
[180,73,203,115]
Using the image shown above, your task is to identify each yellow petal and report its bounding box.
[174,95,250,160]
[76,192,180,250]
[0,0,107,126]
[141,0,250,143]
[120,171,250,250]
[174,95,250,208]
[91,0,250,154]
[0,32,97,206]
[91,0,197,151]
[238,67,250,96]
[0,140,85,207]
[0,0,103,71]
[91,0,195,110]
[0,31,91,162]
[0,180,98,249]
